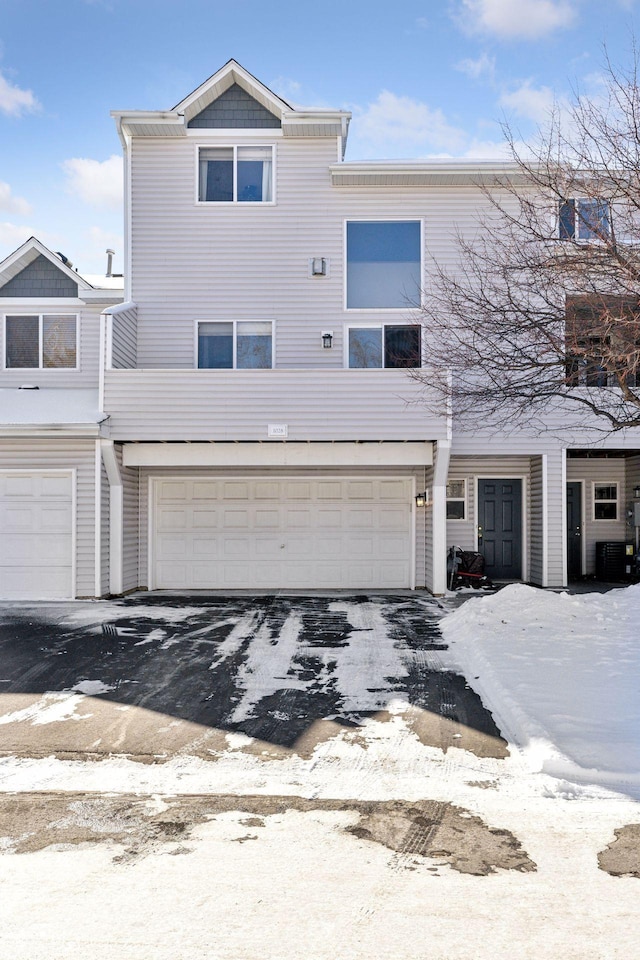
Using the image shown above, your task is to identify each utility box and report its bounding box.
[595,541,635,581]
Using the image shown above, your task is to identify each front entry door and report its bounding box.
[477,479,523,580]
[566,481,583,579]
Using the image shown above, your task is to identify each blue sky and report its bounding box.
[0,0,638,275]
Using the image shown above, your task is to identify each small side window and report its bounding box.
[446,479,466,520]
[593,483,618,520]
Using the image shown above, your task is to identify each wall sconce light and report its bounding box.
[321,331,333,349]
[634,485,640,499]
[415,492,427,508]
[311,257,327,276]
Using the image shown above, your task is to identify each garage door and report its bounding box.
[0,471,73,600]
[152,477,413,589]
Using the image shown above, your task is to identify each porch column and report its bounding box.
[543,446,567,588]
[431,439,451,594]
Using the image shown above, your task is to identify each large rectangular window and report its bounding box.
[346,220,421,309]
[198,146,273,203]
[4,315,77,369]
[348,324,421,368]
[197,321,273,368]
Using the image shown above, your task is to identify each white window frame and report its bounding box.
[558,198,610,242]
[592,481,618,521]
[194,320,275,369]
[195,144,276,205]
[446,478,467,521]
[2,313,79,371]
[344,218,424,312]
[344,322,424,369]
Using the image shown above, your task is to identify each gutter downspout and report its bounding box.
[101,439,123,595]
[431,438,452,595]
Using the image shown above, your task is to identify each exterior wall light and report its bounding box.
[311,257,327,276]
[415,492,427,508]
[322,331,333,349]
[634,485,640,499]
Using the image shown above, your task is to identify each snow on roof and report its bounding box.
[0,388,104,425]
[81,274,125,290]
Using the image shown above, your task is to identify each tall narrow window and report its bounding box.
[199,146,273,203]
[346,221,421,309]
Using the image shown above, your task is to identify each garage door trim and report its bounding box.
[0,468,76,600]
[148,474,416,591]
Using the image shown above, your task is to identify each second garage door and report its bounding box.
[0,471,73,599]
[152,476,413,589]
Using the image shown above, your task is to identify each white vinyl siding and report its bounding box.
[566,457,627,576]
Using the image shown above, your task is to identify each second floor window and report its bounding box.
[197,321,273,368]
[4,314,77,369]
[559,199,610,241]
[346,220,421,309]
[198,146,273,203]
[348,324,421,368]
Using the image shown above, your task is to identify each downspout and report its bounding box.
[431,438,452,595]
[101,439,123,595]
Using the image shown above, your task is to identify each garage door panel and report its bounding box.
[0,471,73,599]
[152,476,413,589]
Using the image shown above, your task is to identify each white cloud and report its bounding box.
[0,71,39,117]
[499,82,556,123]
[455,0,577,39]
[456,52,497,81]
[0,182,32,216]
[352,90,467,157]
[270,76,302,104]
[62,155,123,209]
[0,222,60,257]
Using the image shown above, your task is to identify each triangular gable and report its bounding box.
[0,238,93,297]
[188,83,281,129]
[173,59,291,127]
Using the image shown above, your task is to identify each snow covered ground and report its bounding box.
[0,586,638,960]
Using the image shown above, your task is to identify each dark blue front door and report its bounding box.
[478,479,523,580]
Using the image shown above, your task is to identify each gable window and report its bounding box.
[593,483,618,520]
[197,321,273,368]
[4,314,77,369]
[446,480,466,520]
[348,324,421,368]
[559,199,610,241]
[346,220,421,309]
[198,146,273,203]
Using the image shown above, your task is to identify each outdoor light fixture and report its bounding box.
[311,257,327,276]
[321,331,333,349]
[415,492,427,508]
[634,485,640,499]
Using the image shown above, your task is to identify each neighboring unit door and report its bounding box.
[477,478,523,580]
[152,476,413,590]
[566,481,583,579]
[0,471,73,599]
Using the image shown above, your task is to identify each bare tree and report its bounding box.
[415,49,640,434]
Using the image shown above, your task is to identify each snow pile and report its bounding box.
[440,583,640,798]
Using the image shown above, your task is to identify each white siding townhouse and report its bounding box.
[2,60,640,599]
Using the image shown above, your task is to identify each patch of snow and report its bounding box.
[0,693,92,726]
[70,680,114,696]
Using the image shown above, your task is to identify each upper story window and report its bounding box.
[565,296,640,387]
[4,314,77,369]
[197,321,273,368]
[559,199,610,241]
[346,220,421,309]
[348,324,421,368]
[198,146,273,203]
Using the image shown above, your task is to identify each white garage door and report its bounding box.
[152,477,413,589]
[0,471,73,600]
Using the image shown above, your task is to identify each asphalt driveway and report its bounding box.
[0,593,506,762]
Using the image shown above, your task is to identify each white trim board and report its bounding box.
[124,441,434,468]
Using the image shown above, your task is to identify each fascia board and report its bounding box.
[0,237,94,291]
